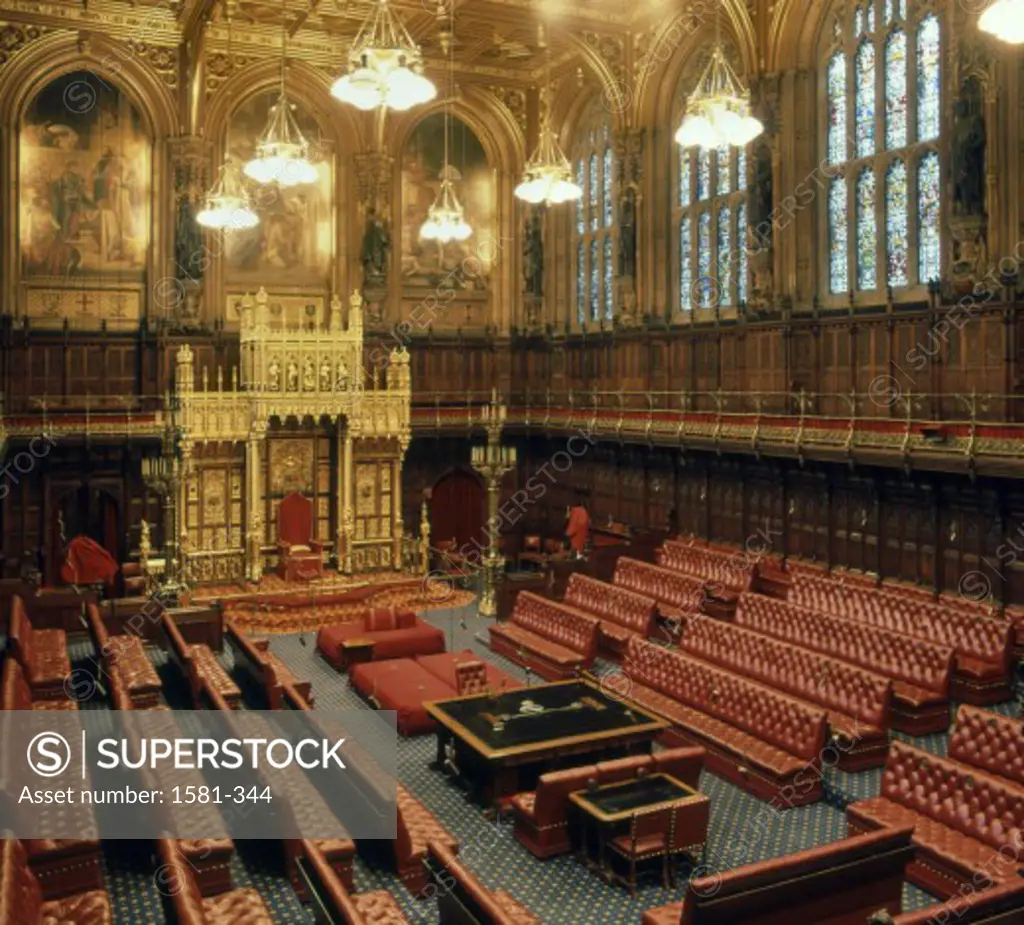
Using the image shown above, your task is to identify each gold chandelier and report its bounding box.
[979,0,1024,43]
[331,0,437,112]
[244,0,319,187]
[675,3,763,150]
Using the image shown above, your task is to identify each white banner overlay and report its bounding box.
[0,710,397,840]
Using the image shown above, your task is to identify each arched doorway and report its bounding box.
[48,483,121,583]
[430,469,485,552]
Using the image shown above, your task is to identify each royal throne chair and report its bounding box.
[276,493,324,581]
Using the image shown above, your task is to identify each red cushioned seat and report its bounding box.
[350,660,454,736]
[414,650,521,693]
[316,616,445,668]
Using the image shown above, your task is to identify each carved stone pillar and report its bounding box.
[613,128,644,326]
[166,136,212,330]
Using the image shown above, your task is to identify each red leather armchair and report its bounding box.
[277,492,324,581]
[510,764,598,858]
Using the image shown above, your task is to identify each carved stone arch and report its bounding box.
[768,0,838,72]
[563,33,631,133]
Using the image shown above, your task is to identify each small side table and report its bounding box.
[341,637,376,670]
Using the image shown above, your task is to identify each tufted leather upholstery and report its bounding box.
[621,635,828,804]
[2,657,77,711]
[949,705,1024,790]
[190,644,241,708]
[454,659,489,695]
[563,573,657,656]
[489,591,599,680]
[847,741,1024,898]
[510,764,597,858]
[0,839,112,925]
[790,572,1013,704]
[657,540,757,593]
[395,784,458,893]
[890,878,1024,924]
[679,616,892,770]
[426,841,540,924]
[9,598,71,700]
[226,620,312,709]
[613,558,706,618]
[297,840,407,924]
[735,592,953,735]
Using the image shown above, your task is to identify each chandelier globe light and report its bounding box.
[331,0,437,112]
[243,0,319,187]
[197,157,259,230]
[978,0,1024,44]
[419,8,472,244]
[514,82,582,205]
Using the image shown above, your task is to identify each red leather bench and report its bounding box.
[613,557,706,625]
[510,747,705,858]
[351,658,458,736]
[87,603,162,708]
[156,838,274,924]
[2,656,77,710]
[0,839,111,925]
[395,784,459,894]
[948,704,1024,791]
[8,596,71,700]
[161,611,241,709]
[425,840,540,923]
[563,572,657,657]
[315,607,445,670]
[791,573,1013,705]
[415,650,521,694]
[225,619,313,708]
[488,591,599,680]
[847,741,1024,898]
[679,616,893,770]
[735,592,953,735]
[641,826,915,925]
[890,879,1024,924]
[620,635,828,805]
[657,539,758,593]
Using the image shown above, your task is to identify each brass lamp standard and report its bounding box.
[142,429,188,606]
[470,392,516,619]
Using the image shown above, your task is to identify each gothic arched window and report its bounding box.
[572,115,614,324]
[824,0,942,296]
[676,137,748,312]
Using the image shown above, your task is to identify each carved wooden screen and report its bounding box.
[264,435,332,548]
[185,444,245,582]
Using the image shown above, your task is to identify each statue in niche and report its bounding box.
[751,142,773,247]
[286,360,299,392]
[618,187,637,279]
[320,358,332,391]
[174,171,204,285]
[952,79,986,218]
[336,360,349,391]
[523,208,544,298]
[361,206,390,285]
[268,359,281,391]
[302,358,316,391]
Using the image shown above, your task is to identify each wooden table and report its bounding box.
[340,636,376,669]
[424,680,667,807]
[569,773,710,884]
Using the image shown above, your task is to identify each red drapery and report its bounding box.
[430,470,484,551]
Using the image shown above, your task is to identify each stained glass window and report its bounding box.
[602,148,613,227]
[737,202,748,304]
[697,149,712,200]
[829,177,849,293]
[717,205,732,305]
[603,236,614,319]
[866,4,875,31]
[917,151,941,282]
[856,169,877,289]
[916,16,940,142]
[884,30,907,150]
[855,41,875,159]
[697,211,712,308]
[680,216,693,311]
[737,146,747,192]
[679,151,691,206]
[576,241,586,323]
[827,52,848,165]
[856,6,866,34]
[589,239,600,320]
[588,154,599,231]
[885,159,908,287]
[716,145,731,196]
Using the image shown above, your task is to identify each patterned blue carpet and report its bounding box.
[58,602,1017,923]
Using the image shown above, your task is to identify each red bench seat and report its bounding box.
[563,573,657,657]
[315,609,445,669]
[948,704,1024,791]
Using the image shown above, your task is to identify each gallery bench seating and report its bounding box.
[86,603,162,708]
[8,595,71,699]
[640,826,915,925]
[297,838,410,924]
[620,635,828,804]
[2,655,77,710]
[889,879,1024,924]
[735,592,953,735]
[948,704,1024,792]
[509,747,705,858]
[678,616,893,770]
[0,839,112,925]
[425,840,541,924]
[562,572,657,656]
[225,619,313,708]
[790,572,1013,704]
[847,741,1024,898]
[657,539,757,594]
[161,610,241,708]
[156,838,274,925]
[488,590,599,680]
[613,557,706,625]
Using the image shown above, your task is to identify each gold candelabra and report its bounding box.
[470,390,517,619]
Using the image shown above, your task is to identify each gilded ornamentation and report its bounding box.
[487,85,527,136]
[270,439,315,494]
